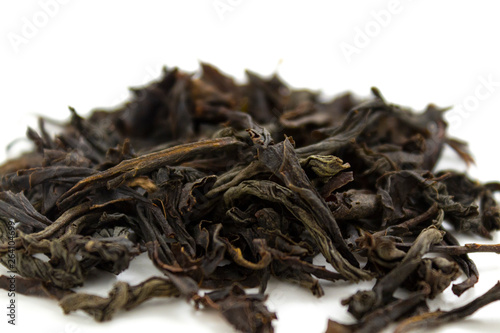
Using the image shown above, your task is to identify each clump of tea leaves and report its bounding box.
[1,64,500,333]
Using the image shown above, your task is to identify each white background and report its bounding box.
[1,1,500,332]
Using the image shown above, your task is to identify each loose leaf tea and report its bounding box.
[1,63,500,333]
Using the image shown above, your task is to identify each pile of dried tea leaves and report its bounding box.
[1,64,500,333]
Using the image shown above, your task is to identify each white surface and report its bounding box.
[1,1,500,332]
